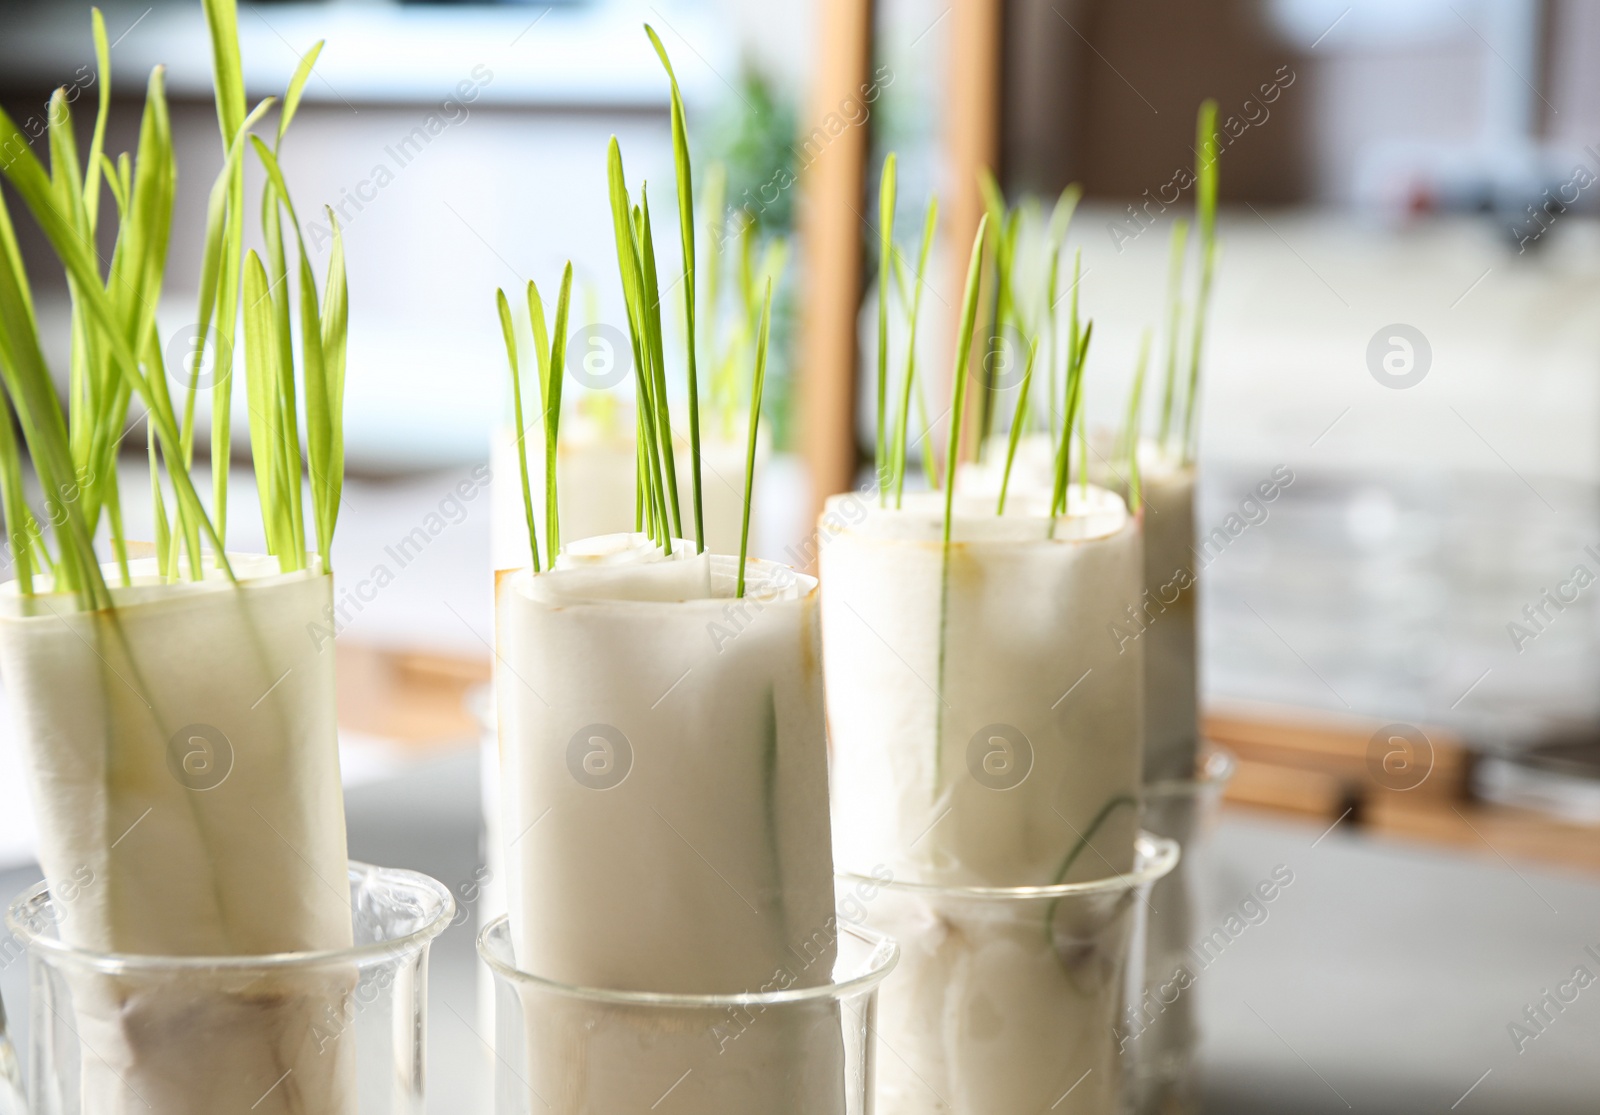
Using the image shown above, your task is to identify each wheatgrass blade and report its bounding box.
[499,287,541,572]
[1183,99,1219,462]
[320,209,348,546]
[83,10,112,230]
[1155,218,1189,450]
[276,41,325,147]
[636,192,683,540]
[941,214,989,546]
[996,333,1040,515]
[736,280,771,598]
[646,23,705,551]
[893,196,938,507]
[875,154,896,502]
[1123,330,1151,512]
[544,263,572,560]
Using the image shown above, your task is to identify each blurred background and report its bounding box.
[1,0,1599,1112]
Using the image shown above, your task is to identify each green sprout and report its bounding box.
[736,280,772,599]
[875,153,896,504]
[941,214,991,546]
[0,0,346,606]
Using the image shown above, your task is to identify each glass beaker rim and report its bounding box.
[838,831,1180,900]
[1143,746,1237,801]
[478,916,899,1008]
[4,860,455,974]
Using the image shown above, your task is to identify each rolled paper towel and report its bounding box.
[0,555,355,1114]
[822,487,1143,887]
[964,436,1200,782]
[1130,446,1199,783]
[496,534,845,1112]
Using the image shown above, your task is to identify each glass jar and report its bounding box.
[842,832,1180,1114]
[1130,749,1237,1115]
[6,861,453,1115]
[478,913,898,1114]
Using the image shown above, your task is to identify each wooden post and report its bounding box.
[943,0,1004,464]
[796,0,875,540]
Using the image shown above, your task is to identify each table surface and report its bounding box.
[3,749,1597,1114]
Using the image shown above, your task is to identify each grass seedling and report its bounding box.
[1050,310,1094,521]
[0,0,345,603]
[1076,394,1088,499]
[875,154,896,503]
[1183,99,1220,463]
[736,280,772,599]
[535,25,760,562]
[889,244,940,494]
[974,171,1016,461]
[992,189,1080,514]
[941,214,991,546]
[931,212,991,791]
[1048,251,1084,516]
[544,266,573,560]
[1119,328,1153,513]
[1150,99,1221,462]
[606,137,677,554]
[891,196,937,507]
[646,25,704,551]
[636,190,684,541]
[995,332,1041,514]
[497,267,574,572]
[497,288,540,573]
[1155,218,1189,451]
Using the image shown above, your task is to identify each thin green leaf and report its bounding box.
[46,91,89,240]
[189,96,275,454]
[1052,319,1093,517]
[2,84,226,588]
[83,8,112,231]
[242,251,286,559]
[1183,99,1220,462]
[646,23,704,551]
[277,40,325,148]
[297,244,331,569]
[736,279,771,599]
[607,139,671,554]
[320,207,348,550]
[996,333,1040,514]
[1122,327,1152,512]
[201,0,247,144]
[876,153,896,504]
[637,190,682,540]
[149,424,171,578]
[528,281,550,410]
[893,195,937,508]
[1156,218,1189,449]
[941,214,990,546]
[545,263,572,561]
[0,386,38,593]
[500,287,540,572]
[0,187,106,604]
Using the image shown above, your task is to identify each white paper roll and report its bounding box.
[0,555,354,1114]
[496,535,844,1112]
[1134,450,1199,783]
[963,436,1201,781]
[821,488,1144,887]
